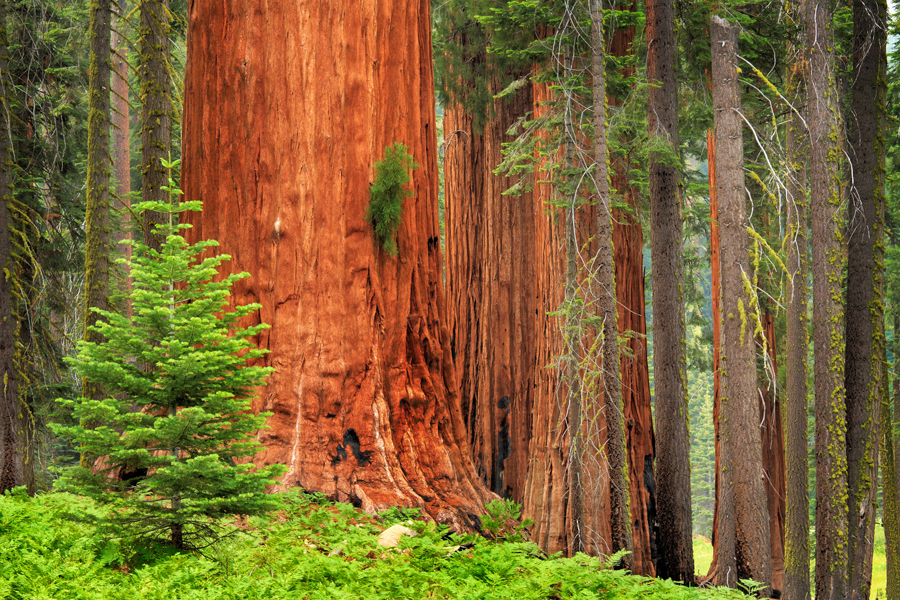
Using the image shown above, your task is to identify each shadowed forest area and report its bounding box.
[0,0,898,598]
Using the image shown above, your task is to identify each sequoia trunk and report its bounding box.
[181,0,492,525]
[444,79,536,502]
[609,7,657,577]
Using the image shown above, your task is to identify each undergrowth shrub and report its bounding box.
[0,489,757,600]
[368,142,418,256]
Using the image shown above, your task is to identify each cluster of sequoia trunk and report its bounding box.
[180,0,660,565]
[174,0,692,575]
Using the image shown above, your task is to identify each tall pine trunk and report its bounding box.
[139,0,171,251]
[83,0,113,411]
[646,0,693,583]
[710,16,771,592]
[181,0,493,524]
[783,61,810,600]
[844,0,887,595]
[0,0,23,495]
[590,0,632,568]
[807,0,849,594]
[112,8,130,262]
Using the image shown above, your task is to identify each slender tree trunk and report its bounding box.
[83,0,113,413]
[112,4,131,289]
[783,61,810,600]
[884,314,900,597]
[609,6,657,576]
[562,117,585,554]
[181,0,493,524]
[710,16,772,592]
[139,0,171,250]
[590,0,632,569]
[444,77,536,502]
[706,125,725,585]
[844,0,886,595]
[0,0,23,495]
[646,0,693,583]
[807,0,849,593]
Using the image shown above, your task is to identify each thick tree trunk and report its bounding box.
[181,0,493,526]
[783,61,810,600]
[807,0,849,594]
[139,0,171,251]
[520,80,581,556]
[646,0,694,583]
[844,0,886,595]
[444,79,536,502]
[710,16,771,592]
[0,0,23,495]
[609,10,657,577]
[590,0,632,569]
[83,0,113,408]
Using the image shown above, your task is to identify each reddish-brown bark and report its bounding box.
[444,81,536,502]
[181,0,492,526]
[759,311,786,595]
[519,81,600,556]
[705,127,723,584]
[609,12,656,576]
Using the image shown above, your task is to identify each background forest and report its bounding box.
[0,0,898,598]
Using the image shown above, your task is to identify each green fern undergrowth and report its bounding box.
[1,488,754,600]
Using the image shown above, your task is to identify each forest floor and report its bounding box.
[692,529,888,599]
[0,489,758,599]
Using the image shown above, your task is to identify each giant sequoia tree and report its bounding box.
[181,0,492,525]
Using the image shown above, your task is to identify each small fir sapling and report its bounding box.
[53,181,285,550]
[367,142,418,256]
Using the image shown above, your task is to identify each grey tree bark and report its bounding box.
[646,0,693,583]
[710,15,771,594]
[807,0,849,595]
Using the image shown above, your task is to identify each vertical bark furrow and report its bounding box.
[444,78,536,503]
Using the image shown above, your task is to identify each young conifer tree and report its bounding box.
[54,190,284,550]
